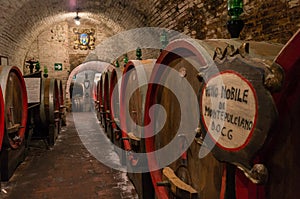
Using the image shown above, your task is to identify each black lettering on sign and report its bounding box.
[205,85,218,98]
[202,71,257,150]
[221,86,249,104]
[204,106,254,131]
[219,102,225,110]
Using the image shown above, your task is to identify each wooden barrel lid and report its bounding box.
[199,58,278,169]
[120,59,156,152]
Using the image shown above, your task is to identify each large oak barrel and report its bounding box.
[103,71,112,135]
[144,39,283,199]
[0,66,28,149]
[109,68,122,146]
[57,79,66,126]
[95,80,101,121]
[57,80,64,108]
[70,82,84,112]
[92,81,97,103]
[119,59,156,199]
[39,78,60,145]
[98,74,105,126]
[0,66,28,180]
[72,97,83,112]
[263,29,300,199]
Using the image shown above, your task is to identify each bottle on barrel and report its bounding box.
[227,0,244,38]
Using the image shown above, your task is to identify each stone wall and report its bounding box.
[25,22,70,83]
[148,0,300,44]
[24,20,112,83]
[23,0,300,85]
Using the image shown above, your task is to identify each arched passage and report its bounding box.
[66,60,114,100]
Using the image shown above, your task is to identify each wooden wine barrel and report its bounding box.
[144,39,283,199]
[109,68,122,146]
[98,74,105,126]
[70,82,84,112]
[119,59,156,199]
[57,79,66,127]
[39,78,60,145]
[0,66,28,149]
[72,96,84,112]
[57,80,64,108]
[0,87,4,151]
[0,66,28,180]
[95,80,101,121]
[103,71,112,135]
[261,29,300,199]
[92,81,97,102]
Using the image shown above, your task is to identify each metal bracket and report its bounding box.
[236,163,268,184]
[263,62,284,93]
[213,43,249,60]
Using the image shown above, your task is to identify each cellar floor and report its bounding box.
[0,112,138,199]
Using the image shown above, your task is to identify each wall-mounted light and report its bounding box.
[74,11,80,26]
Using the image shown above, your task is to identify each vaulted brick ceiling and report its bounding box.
[0,0,151,65]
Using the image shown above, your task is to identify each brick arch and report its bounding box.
[0,0,150,68]
[66,60,114,99]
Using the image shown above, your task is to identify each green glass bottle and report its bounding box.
[35,61,40,72]
[115,60,120,68]
[228,0,243,19]
[136,47,142,60]
[123,54,128,66]
[227,0,244,38]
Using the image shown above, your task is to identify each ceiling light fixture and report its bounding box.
[74,11,80,25]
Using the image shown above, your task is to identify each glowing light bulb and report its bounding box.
[74,15,80,25]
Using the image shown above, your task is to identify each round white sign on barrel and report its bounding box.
[201,71,257,151]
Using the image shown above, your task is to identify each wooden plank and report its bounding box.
[127,132,141,141]
[7,124,20,134]
[162,167,198,199]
